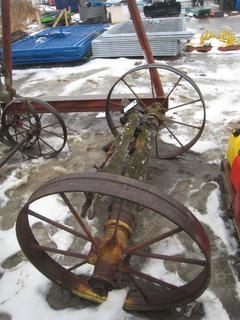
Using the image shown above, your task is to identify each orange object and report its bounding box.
[231,154,240,192]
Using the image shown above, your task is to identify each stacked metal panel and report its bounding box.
[92,17,193,57]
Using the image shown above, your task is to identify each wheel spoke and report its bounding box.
[128,273,149,302]
[21,114,36,121]
[28,209,90,241]
[41,128,65,139]
[132,252,207,266]
[38,136,58,153]
[31,243,88,260]
[68,260,88,271]
[166,119,202,130]
[18,121,32,130]
[14,126,19,143]
[149,72,156,100]
[162,123,184,148]
[41,122,60,130]
[37,138,43,157]
[112,200,124,241]
[122,265,183,292]
[125,227,182,255]
[26,101,34,129]
[60,193,96,245]
[38,112,44,121]
[167,99,202,112]
[15,128,27,139]
[167,76,183,100]
[121,78,147,108]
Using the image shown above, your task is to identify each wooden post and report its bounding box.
[64,9,68,26]
[53,10,64,27]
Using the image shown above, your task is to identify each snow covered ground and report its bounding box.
[0,14,240,320]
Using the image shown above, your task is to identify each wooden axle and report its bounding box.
[88,107,160,296]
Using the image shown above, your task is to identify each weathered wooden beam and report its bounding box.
[102,110,158,181]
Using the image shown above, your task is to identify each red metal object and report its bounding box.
[126,0,164,98]
[234,191,240,227]
[218,44,240,51]
[231,154,240,192]
[1,0,12,87]
[221,159,240,239]
[0,97,67,167]
[9,94,156,113]
[16,172,211,311]
[105,63,206,159]
[186,45,212,53]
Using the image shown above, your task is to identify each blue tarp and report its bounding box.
[0,24,108,65]
[55,0,79,13]
[235,0,240,10]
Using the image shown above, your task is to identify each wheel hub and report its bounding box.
[89,204,135,296]
[146,102,167,124]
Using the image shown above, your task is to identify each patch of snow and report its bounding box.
[96,112,106,119]
[0,260,130,320]
[0,167,29,208]
[191,140,218,153]
[51,229,73,251]
[29,194,70,226]
[188,184,237,254]
[141,235,185,286]
[0,227,21,264]
[199,289,230,320]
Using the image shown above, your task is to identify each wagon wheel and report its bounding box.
[16,172,210,311]
[1,97,67,159]
[105,64,206,159]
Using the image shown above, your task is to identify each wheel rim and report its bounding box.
[1,97,67,159]
[16,172,210,311]
[105,64,206,159]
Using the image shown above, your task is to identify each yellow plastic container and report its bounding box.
[227,128,240,166]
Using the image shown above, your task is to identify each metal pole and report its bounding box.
[1,0,12,86]
[126,0,164,97]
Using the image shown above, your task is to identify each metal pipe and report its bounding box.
[126,0,164,97]
[1,0,12,86]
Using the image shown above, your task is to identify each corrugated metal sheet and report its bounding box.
[92,17,193,57]
[1,24,108,65]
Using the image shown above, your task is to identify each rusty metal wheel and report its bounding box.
[16,172,210,311]
[1,97,67,159]
[105,64,206,159]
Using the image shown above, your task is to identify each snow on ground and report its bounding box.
[199,289,231,320]
[0,256,129,320]
[188,184,238,254]
[1,14,240,320]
